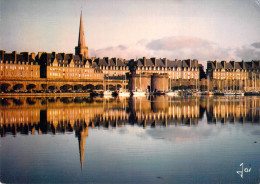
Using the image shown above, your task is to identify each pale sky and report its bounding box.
[1,0,260,65]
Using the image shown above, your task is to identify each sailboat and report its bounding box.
[103,75,112,97]
[132,71,146,96]
[118,74,130,97]
[166,77,180,96]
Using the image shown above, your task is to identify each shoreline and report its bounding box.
[0,92,91,97]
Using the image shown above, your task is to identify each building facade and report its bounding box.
[132,57,200,80]
[37,52,103,81]
[207,60,260,80]
[92,57,129,77]
[0,51,40,80]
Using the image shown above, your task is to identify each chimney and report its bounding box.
[38,52,43,59]
[230,61,235,67]
[21,52,29,62]
[221,61,226,69]
[0,50,5,60]
[61,53,65,59]
[151,57,156,66]
[31,52,35,60]
[143,57,146,66]
[194,59,198,67]
[163,58,167,68]
[52,52,56,59]
[252,61,255,69]
[12,51,17,62]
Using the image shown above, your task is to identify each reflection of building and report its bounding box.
[206,97,260,123]
[1,97,259,135]
[130,96,201,126]
[1,96,259,168]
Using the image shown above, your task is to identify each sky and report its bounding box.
[0,0,260,66]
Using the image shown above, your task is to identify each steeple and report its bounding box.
[75,11,88,58]
[78,11,86,47]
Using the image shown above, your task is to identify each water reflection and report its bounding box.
[1,96,259,135]
[0,96,259,184]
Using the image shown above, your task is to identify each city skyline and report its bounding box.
[1,0,260,66]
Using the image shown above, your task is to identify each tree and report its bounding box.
[26,84,36,90]
[1,83,11,92]
[13,84,24,90]
[48,86,57,90]
[74,84,83,90]
[41,84,47,90]
[61,84,72,91]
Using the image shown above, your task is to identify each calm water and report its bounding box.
[0,96,259,184]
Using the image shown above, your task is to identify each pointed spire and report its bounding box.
[78,127,88,169]
[78,11,86,47]
[75,11,88,58]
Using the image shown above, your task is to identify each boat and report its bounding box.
[224,91,236,95]
[103,90,113,97]
[118,74,130,97]
[132,89,146,96]
[235,91,245,96]
[166,90,180,96]
[192,91,204,96]
[132,71,145,96]
[118,89,130,97]
[206,91,215,96]
[153,91,165,96]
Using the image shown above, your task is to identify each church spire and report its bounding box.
[75,11,88,58]
[78,11,86,47]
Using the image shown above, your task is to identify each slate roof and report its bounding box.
[93,57,127,67]
[207,60,260,71]
[135,58,198,68]
[1,52,37,65]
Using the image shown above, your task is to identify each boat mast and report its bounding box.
[170,77,171,91]
[103,75,105,91]
[140,67,141,90]
[125,73,126,91]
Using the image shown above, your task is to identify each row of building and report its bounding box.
[1,49,259,80]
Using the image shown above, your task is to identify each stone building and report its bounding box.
[129,73,168,92]
[0,50,40,80]
[207,60,260,80]
[36,52,103,81]
[92,57,129,77]
[207,60,260,91]
[132,57,200,80]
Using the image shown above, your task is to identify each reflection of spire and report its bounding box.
[78,126,88,169]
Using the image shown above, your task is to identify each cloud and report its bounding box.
[146,36,212,51]
[89,36,259,66]
[90,43,153,59]
[235,44,260,61]
[145,36,233,65]
[251,42,260,48]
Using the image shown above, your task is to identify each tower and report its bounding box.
[75,11,88,58]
